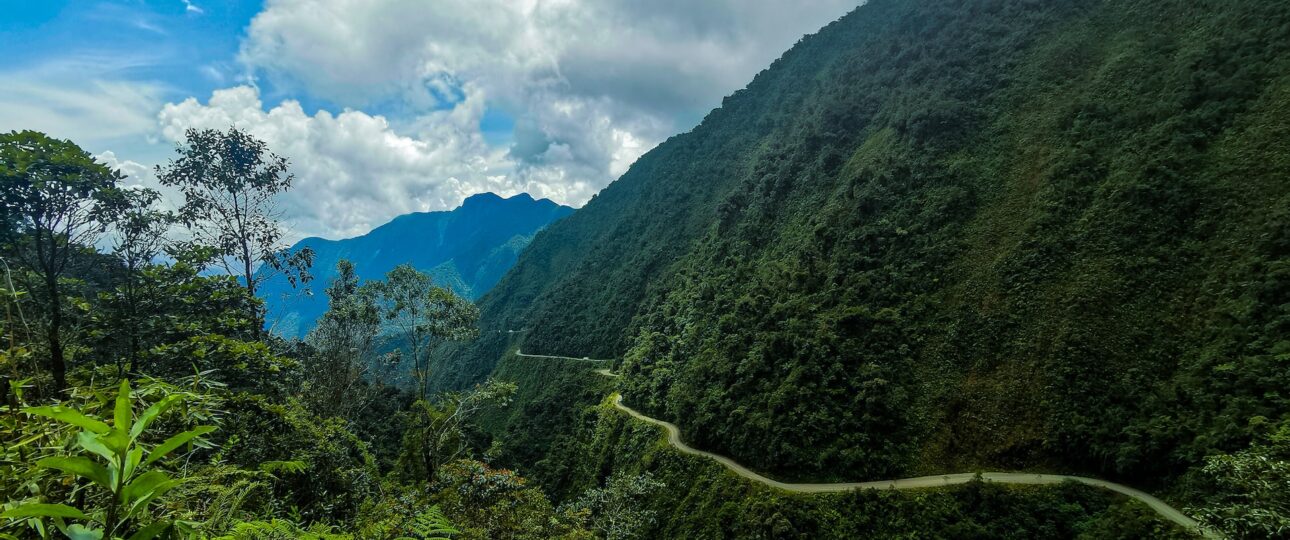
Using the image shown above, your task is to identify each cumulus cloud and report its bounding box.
[150,0,858,240]
[157,84,633,241]
[240,0,857,117]
[158,85,523,239]
[96,151,157,190]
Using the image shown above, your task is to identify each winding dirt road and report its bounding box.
[514,350,1215,537]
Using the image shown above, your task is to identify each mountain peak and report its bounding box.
[461,192,557,211]
[462,192,505,206]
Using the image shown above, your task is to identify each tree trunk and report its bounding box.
[45,275,66,392]
[125,274,138,376]
[244,255,261,339]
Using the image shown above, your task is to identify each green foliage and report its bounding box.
[213,395,378,523]
[430,460,591,540]
[1190,420,1290,538]
[474,352,617,498]
[0,129,568,538]
[441,0,1290,500]
[0,130,126,391]
[563,472,664,540]
[6,0,1289,535]
[299,260,383,421]
[212,519,349,540]
[529,394,1194,539]
[84,258,270,390]
[394,506,457,540]
[372,264,479,398]
[145,335,294,395]
[2,379,214,539]
[395,380,515,483]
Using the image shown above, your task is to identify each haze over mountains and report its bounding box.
[259,192,572,338]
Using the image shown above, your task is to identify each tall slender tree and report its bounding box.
[156,127,313,336]
[304,259,381,419]
[373,264,479,398]
[0,130,124,391]
[103,188,173,374]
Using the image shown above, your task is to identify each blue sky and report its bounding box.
[0,0,857,240]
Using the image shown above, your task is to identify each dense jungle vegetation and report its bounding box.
[0,127,1202,540]
[0,128,612,539]
[5,0,1289,538]
[436,0,1290,537]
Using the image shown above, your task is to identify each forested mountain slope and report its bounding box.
[440,0,1290,492]
[259,193,572,337]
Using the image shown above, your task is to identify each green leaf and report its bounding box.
[76,432,115,464]
[130,395,183,441]
[126,521,171,540]
[258,460,307,475]
[64,524,104,540]
[122,447,143,484]
[124,478,183,520]
[114,380,132,432]
[143,426,215,466]
[36,456,112,490]
[24,406,109,434]
[99,429,130,456]
[11,432,46,450]
[0,503,88,520]
[122,471,171,507]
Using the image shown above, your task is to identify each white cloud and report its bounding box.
[241,0,857,117]
[145,1,859,241]
[0,59,165,151]
[228,0,858,231]
[95,151,156,190]
[157,85,596,241]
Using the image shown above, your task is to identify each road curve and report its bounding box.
[513,351,1215,537]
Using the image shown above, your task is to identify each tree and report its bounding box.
[156,127,313,336]
[303,259,381,420]
[1193,421,1290,539]
[397,379,515,483]
[0,130,124,392]
[85,245,271,389]
[565,472,665,540]
[431,459,591,539]
[373,264,479,398]
[102,188,173,375]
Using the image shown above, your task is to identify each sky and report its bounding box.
[1,0,859,241]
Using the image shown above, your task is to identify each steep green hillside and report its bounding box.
[481,356,1191,539]
[259,193,572,337]
[442,0,1290,494]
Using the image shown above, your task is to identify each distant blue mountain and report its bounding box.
[260,192,574,338]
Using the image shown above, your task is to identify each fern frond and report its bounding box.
[406,505,458,538]
[259,460,309,475]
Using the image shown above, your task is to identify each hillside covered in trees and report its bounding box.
[3,0,1289,538]
[437,0,1290,535]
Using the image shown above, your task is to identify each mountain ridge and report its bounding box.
[260,192,574,338]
